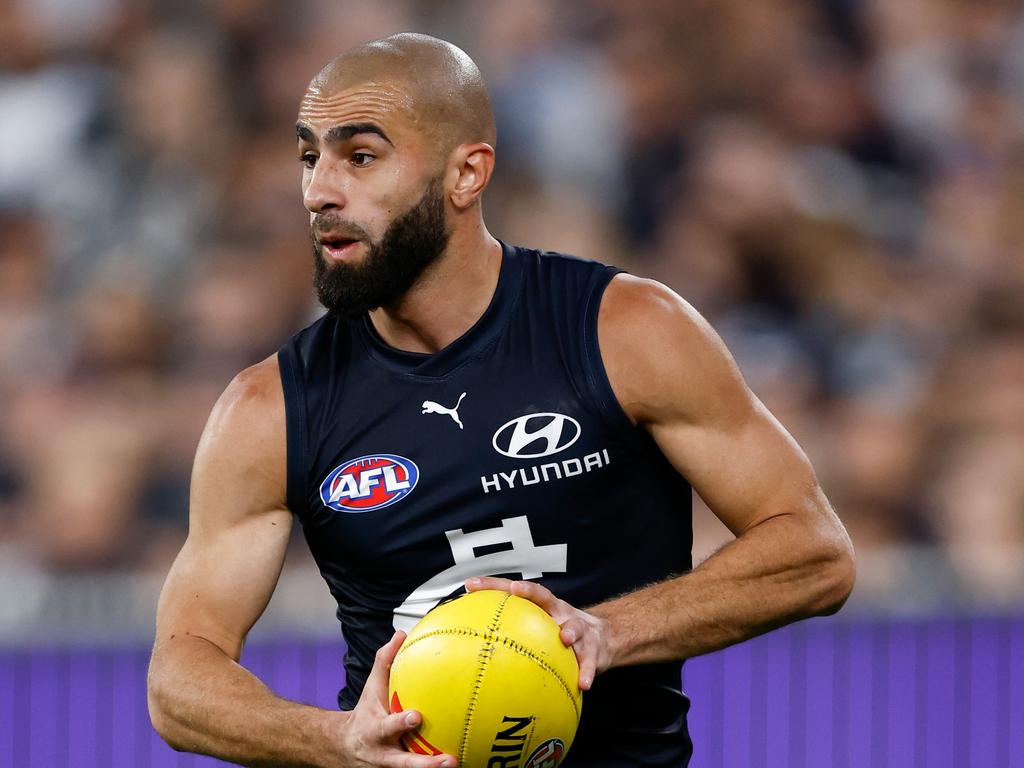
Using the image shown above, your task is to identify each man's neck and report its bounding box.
[367,225,502,354]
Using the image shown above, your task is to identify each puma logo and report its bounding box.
[421,392,467,430]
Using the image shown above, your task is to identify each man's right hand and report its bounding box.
[334,630,457,768]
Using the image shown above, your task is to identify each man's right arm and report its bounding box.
[147,355,454,768]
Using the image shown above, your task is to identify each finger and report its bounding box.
[382,730,459,768]
[559,618,582,647]
[378,709,423,742]
[508,580,565,617]
[363,630,407,708]
[577,649,597,691]
[558,618,594,690]
[465,576,514,593]
[385,753,457,768]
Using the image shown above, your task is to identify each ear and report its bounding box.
[447,142,495,210]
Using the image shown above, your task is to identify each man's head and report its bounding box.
[297,33,496,316]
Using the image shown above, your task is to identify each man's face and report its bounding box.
[297,80,450,316]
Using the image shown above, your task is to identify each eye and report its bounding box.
[300,152,318,169]
[351,152,375,168]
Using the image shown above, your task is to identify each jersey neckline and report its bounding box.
[355,240,524,378]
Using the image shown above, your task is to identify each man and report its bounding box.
[148,33,855,768]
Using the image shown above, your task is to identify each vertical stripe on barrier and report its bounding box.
[884,618,917,768]
[870,620,891,768]
[300,639,318,708]
[845,620,876,768]
[136,647,154,768]
[14,651,30,768]
[788,622,807,768]
[696,650,727,768]
[317,640,344,710]
[66,648,97,768]
[803,621,834,766]
[995,617,1009,768]
[831,621,850,768]
[29,651,59,767]
[108,646,139,768]
[995,616,1011,768]
[267,640,301,703]
[56,650,69,768]
[914,621,929,768]
[954,618,973,768]
[709,648,726,768]
[96,649,115,768]
[966,617,998,768]
[763,627,791,768]
[748,631,768,768]
[0,652,15,766]
[722,637,753,767]
[1009,617,1024,766]
[924,619,956,768]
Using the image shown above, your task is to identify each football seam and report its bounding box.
[458,593,510,764]
[492,634,581,721]
[400,624,581,721]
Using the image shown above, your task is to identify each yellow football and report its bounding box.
[388,589,582,768]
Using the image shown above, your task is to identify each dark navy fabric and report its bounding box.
[278,242,695,766]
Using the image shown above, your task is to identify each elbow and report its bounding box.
[147,656,189,752]
[816,533,856,616]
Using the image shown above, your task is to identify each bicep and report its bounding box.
[650,389,824,536]
[600,276,829,535]
[154,357,292,660]
[155,508,292,661]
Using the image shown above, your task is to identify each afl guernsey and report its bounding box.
[278,242,695,766]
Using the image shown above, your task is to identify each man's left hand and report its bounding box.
[465,577,613,691]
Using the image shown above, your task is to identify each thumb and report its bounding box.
[362,630,406,709]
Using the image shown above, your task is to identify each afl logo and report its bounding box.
[525,738,565,768]
[492,413,581,459]
[319,454,419,513]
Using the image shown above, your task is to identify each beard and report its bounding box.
[311,177,451,318]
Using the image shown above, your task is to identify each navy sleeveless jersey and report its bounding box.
[278,242,695,766]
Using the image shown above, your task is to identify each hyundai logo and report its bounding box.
[492,413,582,459]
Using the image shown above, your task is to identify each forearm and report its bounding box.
[148,634,344,768]
[591,512,854,667]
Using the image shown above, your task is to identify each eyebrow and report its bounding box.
[295,122,393,146]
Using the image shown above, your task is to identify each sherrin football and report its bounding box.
[388,589,582,768]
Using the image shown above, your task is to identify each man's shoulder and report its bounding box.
[209,354,286,453]
[600,274,708,343]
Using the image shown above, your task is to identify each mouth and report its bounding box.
[318,237,363,262]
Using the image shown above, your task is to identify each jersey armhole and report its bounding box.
[580,267,637,435]
[277,344,310,519]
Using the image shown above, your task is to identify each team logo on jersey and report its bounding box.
[421,391,467,429]
[319,454,419,513]
[492,413,581,459]
[525,738,565,768]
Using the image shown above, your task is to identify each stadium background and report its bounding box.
[1,0,1022,765]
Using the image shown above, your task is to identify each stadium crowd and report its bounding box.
[1,0,1022,608]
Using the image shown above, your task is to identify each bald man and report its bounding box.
[147,33,855,768]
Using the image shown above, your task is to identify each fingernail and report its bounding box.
[469,577,481,584]
[405,712,418,726]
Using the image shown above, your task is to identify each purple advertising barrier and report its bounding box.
[2,616,1023,768]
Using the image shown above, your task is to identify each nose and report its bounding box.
[303,157,346,214]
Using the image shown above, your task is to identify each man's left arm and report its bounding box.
[469,274,855,689]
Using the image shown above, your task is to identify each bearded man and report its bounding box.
[147,33,854,768]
